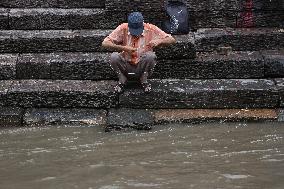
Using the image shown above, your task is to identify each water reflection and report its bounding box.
[0,123,283,189]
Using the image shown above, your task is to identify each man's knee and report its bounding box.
[144,52,157,62]
[110,52,121,65]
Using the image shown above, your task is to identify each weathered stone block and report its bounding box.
[195,28,284,52]
[275,79,284,107]
[0,54,17,79]
[107,108,154,127]
[17,53,51,79]
[0,0,104,8]
[17,53,116,80]
[0,9,9,29]
[263,50,284,78]
[9,9,125,30]
[5,80,118,108]
[0,30,110,53]
[279,109,284,122]
[49,53,116,80]
[0,107,24,127]
[154,109,278,123]
[105,0,239,12]
[190,11,237,29]
[120,79,279,109]
[155,34,196,59]
[153,51,264,79]
[24,108,107,126]
[237,0,284,11]
[0,81,15,106]
[0,30,194,58]
[105,0,164,12]
[236,11,284,28]
[56,0,105,8]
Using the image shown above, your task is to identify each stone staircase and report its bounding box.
[0,0,283,127]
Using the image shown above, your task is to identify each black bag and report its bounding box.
[162,0,190,34]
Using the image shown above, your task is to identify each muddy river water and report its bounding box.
[0,123,284,189]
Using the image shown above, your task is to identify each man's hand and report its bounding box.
[123,46,137,53]
[149,39,162,48]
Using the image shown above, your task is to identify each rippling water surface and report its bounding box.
[0,123,284,189]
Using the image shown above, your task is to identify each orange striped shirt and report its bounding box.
[105,23,171,65]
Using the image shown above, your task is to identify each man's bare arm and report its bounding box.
[149,36,176,48]
[102,39,136,53]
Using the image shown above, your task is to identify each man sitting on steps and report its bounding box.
[102,12,176,93]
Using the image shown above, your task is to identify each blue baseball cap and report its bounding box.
[128,12,144,36]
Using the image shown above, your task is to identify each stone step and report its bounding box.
[1,50,283,80]
[107,108,280,126]
[6,8,125,30]
[0,80,118,108]
[0,30,195,59]
[0,30,110,53]
[120,79,280,109]
[0,9,8,29]
[0,8,163,30]
[191,10,284,29]
[0,0,105,8]
[0,28,282,54]
[236,10,284,28]
[275,78,284,107]
[195,28,284,51]
[105,0,284,12]
[3,0,281,11]
[263,50,284,78]
[104,1,283,29]
[0,107,282,127]
[0,79,281,109]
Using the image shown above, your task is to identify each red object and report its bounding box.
[237,0,254,27]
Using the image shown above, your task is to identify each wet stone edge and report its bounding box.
[0,108,283,127]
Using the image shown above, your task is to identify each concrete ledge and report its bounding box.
[0,107,24,127]
[120,79,279,109]
[263,50,284,78]
[0,54,17,79]
[0,0,105,8]
[24,108,107,126]
[1,80,118,108]
[9,9,125,30]
[154,109,279,123]
[195,28,284,52]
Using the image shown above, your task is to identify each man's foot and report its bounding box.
[141,82,151,93]
[114,83,126,94]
